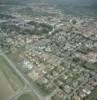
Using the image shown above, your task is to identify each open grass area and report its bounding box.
[0,70,15,100]
[17,93,39,100]
[0,55,24,100]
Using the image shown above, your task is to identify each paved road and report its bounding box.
[0,50,44,100]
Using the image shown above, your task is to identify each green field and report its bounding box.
[0,70,15,100]
[17,93,39,100]
[0,55,24,100]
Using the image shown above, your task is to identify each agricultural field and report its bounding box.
[0,55,24,100]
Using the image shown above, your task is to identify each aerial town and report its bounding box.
[0,1,97,100]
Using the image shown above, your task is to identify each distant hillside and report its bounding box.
[0,0,40,5]
[48,0,97,7]
[47,0,97,17]
[0,0,97,7]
